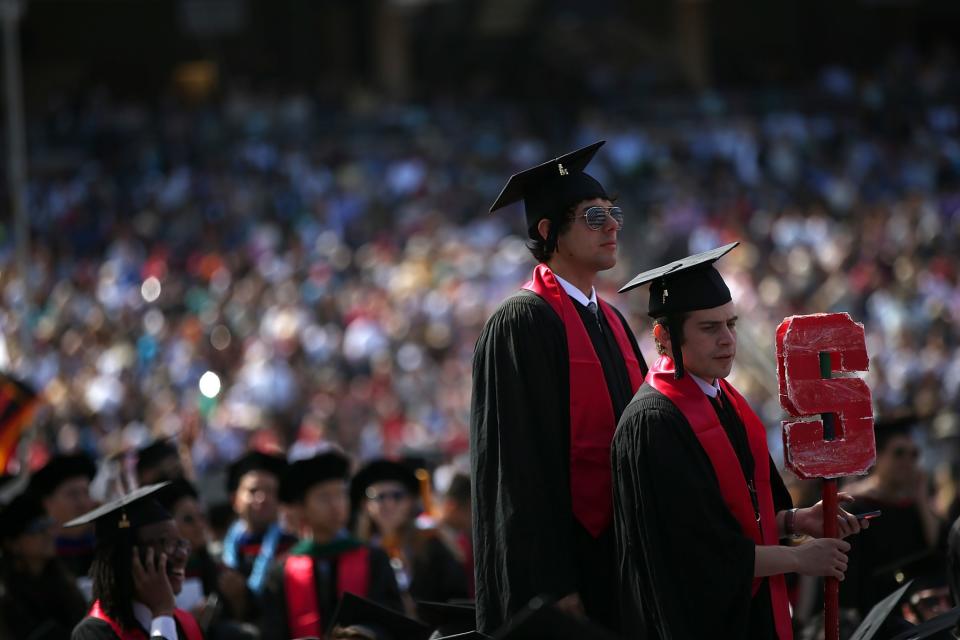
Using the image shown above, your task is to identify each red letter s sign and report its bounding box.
[777,313,876,479]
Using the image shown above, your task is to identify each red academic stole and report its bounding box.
[87,600,203,640]
[523,264,644,537]
[647,355,793,640]
[284,546,371,638]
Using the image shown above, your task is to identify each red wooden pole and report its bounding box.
[822,478,839,640]
[819,351,839,640]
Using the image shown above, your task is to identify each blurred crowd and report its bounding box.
[0,47,957,497]
[0,42,957,638]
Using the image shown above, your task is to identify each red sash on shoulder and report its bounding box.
[88,600,203,640]
[523,264,644,537]
[284,546,371,638]
[646,355,792,640]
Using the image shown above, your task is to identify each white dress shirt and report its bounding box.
[689,372,721,398]
[132,601,178,640]
[554,274,597,308]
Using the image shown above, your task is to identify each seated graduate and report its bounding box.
[27,453,98,581]
[351,459,469,615]
[259,451,403,640]
[222,451,298,596]
[0,490,88,640]
[69,482,203,640]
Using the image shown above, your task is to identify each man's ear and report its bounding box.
[537,218,551,242]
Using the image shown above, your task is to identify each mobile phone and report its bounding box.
[856,509,881,521]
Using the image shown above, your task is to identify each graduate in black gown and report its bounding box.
[260,451,402,640]
[28,453,98,580]
[471,142,647,633]
[0,491,88,640]
[69,482,203,640]
[612,243,865,640]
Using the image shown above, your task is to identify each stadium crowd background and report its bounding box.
[0,6,957,520]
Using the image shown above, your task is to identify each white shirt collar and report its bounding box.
[133,602,153,631]
[689,372,721,398]
[133,601,178,640]
[553,274,597,308]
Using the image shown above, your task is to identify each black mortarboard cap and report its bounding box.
[489,141,609,232]
[64,482,172,541]
[619,242,738,379]
[226,451,287,493]
[156,478,199,513]
[416,601,476,636]
[330,592,433,640]
[0,491,54,540]
[281,450,351,504]
[350,459,420,509]
[849,581,914,640]
[135,437,179,478]
[890,607,960,640]
[873,413,919,452]
[874,550,948,594]
[27,453,97,498]
[492,597,621,640]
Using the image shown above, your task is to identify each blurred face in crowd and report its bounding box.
[3,518,56,573]
[439,496,471,533]
[655,302,738,382]
[136,519,189,596]
[44,476,95,534]
[301,479,349,540]
[543,197,620,276]
[233,471,280,533]
[171,495,208,553]
[365,481,414,535]
[875,434,920,490]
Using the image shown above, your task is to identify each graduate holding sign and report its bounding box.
[471,142,647,633]
[611,243,865,640]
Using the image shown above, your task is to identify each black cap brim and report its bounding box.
[330,592,432,640]
[489,141,605,214]
[849,580,913,640]
[226,451,288,492]
[64,481,171,535]
[890,606,960,640]
[619,241,739,294]
[415,600,477,635]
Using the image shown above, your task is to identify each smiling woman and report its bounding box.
[66,482,204,640]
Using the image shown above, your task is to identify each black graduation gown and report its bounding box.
[1,560,88,640]
[471,289,646,634]
[259,542,403,640]
[611,384,792,640]
[407,531,470,604]
[840,495,947,616]
[71,616,195,640]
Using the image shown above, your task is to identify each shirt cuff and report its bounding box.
[150,615,178,640]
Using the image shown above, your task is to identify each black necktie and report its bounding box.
[587,301,603,334]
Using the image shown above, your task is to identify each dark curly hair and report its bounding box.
[90,532,138,630]
[526,211,574,263]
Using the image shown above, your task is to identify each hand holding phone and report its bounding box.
[132,545,176,617]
